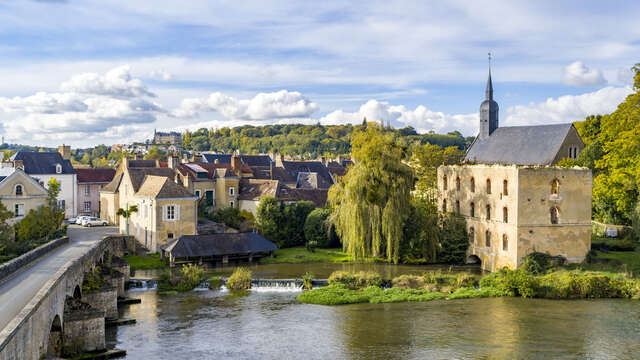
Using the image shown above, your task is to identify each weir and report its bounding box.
[127,278,329,292]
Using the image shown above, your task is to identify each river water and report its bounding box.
[108,264,640,360]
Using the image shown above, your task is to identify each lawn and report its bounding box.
[259,247,353,264]
[124,253,167,270]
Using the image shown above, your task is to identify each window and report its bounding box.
[468,227,475,244]
[84,185,90,196]
[229,200,235,207]
[84,201,91,212]
[456,177,461,191]
[165,205,178,221]
[486,179,491,194]
[443,175,448,191]
[14,204,24,217]
[55,164,62,174]
[442,199,447,212]
[57,200,66,210]
[470,177,475,193]
[455,200,460,214]
[568,146,579,159]
[470,202,475,217]
[486,205,491,220]
[195,190,201,198]
[167,233,174,239]
[502,234,508,251]
[503,180,508,196]
[551,178,560,196]
[550,207,559,224]
[485,230,491,247]
[205,190,214,206]
[15,184,23,196]
[503,207,508,223]
[229,187,235,196]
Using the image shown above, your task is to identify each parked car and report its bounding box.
[66,217,78,224]
[76,216,90,225]
[82,217,108,227]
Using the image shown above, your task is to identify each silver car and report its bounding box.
[76,216,90,225]
[82,217,108,227]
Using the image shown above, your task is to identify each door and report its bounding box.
[205,190,214,206]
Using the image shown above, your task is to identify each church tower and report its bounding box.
[479,69,499,140]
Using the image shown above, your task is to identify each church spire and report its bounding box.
[485,69,493,100]
[478,52,499,140]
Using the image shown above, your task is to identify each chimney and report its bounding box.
[214,159,219,164]
[122,156,130,169]
[13,160,23,170]
[193,154,202,163]
[231,154,242,177]
[135,154,143,160]
[275,153,284,168]
[182,153,189,163]
[57,144,71,160]
[168,153,179,170]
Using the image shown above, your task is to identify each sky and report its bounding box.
[0,0,638,147]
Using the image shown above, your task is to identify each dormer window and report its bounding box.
[229,187,235,196]
[15,184,23,196]
[55,164,62,174]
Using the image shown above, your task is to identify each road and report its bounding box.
[0,225,117,332]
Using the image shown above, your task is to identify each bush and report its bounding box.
[304,208,337,249]
[302,272,313,290]
[328,270,382,289]
[438,213,469,264]
[392,275,425,289]
[521,252,554,275]
[257,197,316,248]
[82,266,105,292]
[226,267,252,291]
[156,264,204,292]
[209,276,222,290]
[479,268,539,298]
[181,263,204,287]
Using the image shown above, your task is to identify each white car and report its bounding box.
[76,216,90,225]
[82,217,108,227]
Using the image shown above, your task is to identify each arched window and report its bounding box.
[503,179,508,195]
[15,184,23,196]
[486,179,491,194]
[502,234,508,251]
[485,230,491,247]
[550,206,559,224]
[469,227,475,244]
[456,177,461,191]
[470,202,475,217]
[486,205,491,220]
[551,178,560,196]
[442,199,447,212]
[503,207,508,223]
[55,164,62,174]
[455,200,460,214]
[443,175,448,191]
[470,177,475,193]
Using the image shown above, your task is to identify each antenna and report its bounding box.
[488,52,492,69]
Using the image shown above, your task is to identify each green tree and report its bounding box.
[401,197,439,263]
[47,178,64,227]
[438,212,469,264]
[304,208,337,248]
[144,146,167,161]
[116,205,138,236]
[256,197,315,248]
[329,126,414,263]
[409,143,464,201]
[0,202,15,257]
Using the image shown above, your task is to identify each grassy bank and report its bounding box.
[259,247,354,264]
[124,253,166,271]
[297,267,640,305]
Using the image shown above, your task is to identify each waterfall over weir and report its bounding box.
[127,278,328,292]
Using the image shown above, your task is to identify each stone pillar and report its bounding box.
[63,297,106,357]
[83,285,118,320]
[111,256,130,283]
[106,270,126,298]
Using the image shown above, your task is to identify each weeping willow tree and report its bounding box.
[329,126,414,263]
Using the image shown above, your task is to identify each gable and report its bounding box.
[0,170,47,197]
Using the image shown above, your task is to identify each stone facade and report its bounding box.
[0,168,48,224]
[82,285,118,320]
[438,165,592,271]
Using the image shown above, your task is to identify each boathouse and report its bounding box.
[160,232,277,266]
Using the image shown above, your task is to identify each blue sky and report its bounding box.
[0,0,638,147]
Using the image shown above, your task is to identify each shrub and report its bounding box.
[181,263,205,288]
[302,272,313,290]
[328,270,382,289]
[479,268,539,298]
[304,208,337,249]
[392,275,425,289]
[209,276,222,290]
[438,213,469,264]
[226,267,252,291]
[521,252,554,275]
[82,266,105,292]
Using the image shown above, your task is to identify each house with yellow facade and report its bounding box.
[0,166,48,223]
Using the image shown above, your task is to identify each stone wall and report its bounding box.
[83,286,118,320]
[0,237,70,287]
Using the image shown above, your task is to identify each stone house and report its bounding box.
[153,129,182,145]
[173,156,240,210]
[75,168,116,217]
[437,70,591,272]
[0,167,48,223]
[100,157,198,252]
[11,146,78,218]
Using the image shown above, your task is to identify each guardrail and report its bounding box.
[0,237,70,287]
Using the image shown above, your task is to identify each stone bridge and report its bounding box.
[0,230,135,360]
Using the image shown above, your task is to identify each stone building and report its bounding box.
[100,157,197,252]
[437,70,592,271]
[75,168,115,217]
[153,129,182,145]
[173,156,240,210]
[0,166,48,223]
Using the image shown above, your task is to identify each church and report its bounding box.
[437,70,592,272]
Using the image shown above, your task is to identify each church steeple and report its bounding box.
[479,55,499,140]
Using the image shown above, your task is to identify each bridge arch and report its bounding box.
[467,254,481,265]
[46,314,63,357]
[73,285,82,299]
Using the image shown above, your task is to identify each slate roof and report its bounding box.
[202,154,272,167]
[127,168,176,192]
[276,186,328,207]
[238,179,279,200]
[128,160,157,168]
[326,161,348,177]
[161,233,277,257]
[295,172,331,189]
[463,123,577,166]
[76,168,116,184]
[136,175,194,198]
[11,152,75,175]
[101,171,123,193]
[281,161,334,188]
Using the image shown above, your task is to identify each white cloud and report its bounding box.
[61,65,155,98]
[173,90,318,120]
[505,86,632,126]
[563,61,607,87]
[0,66,163,144]
[149,69,173,81]
[320,100,478,135]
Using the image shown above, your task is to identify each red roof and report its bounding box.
[76,168,116,183]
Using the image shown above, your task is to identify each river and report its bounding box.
[108,264,640,359]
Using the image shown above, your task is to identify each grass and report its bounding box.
[259,247,354,264]
[124,253,166,271]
